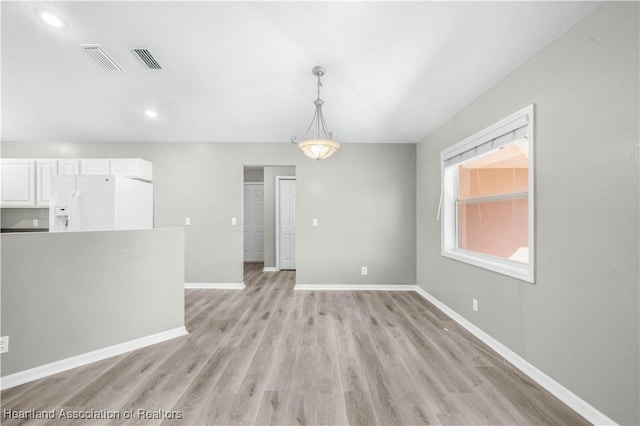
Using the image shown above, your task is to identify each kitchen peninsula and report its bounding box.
[0,228,186,388]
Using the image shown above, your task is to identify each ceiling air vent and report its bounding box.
[130,47,163,70]
[79,44,123,72]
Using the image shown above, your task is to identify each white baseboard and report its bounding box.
[414,286,617,426]
[294,284,416,291]
[185,282,245,289]
[263,267,278,272]
[0,326,188,391]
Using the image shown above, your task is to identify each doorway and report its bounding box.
[242,166,296,273]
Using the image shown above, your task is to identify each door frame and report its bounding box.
[275,175,296,271]
[243,182,264,263]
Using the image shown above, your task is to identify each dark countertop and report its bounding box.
[1,228,49,233]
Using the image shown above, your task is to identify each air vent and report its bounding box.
[79,44,123,72]
[130,47,163,70]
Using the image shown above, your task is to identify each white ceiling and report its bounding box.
[1,1,600,144]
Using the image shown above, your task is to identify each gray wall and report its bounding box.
[1,228,185,375]
[1,143,416,286]
[416,3,638,424]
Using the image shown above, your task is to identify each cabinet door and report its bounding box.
[1,159,36,207]
[110,159,153,181]
[36,160,58,207]
[80,159,110,175]
[58,159,80,175]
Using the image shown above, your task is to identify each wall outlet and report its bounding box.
[472,298,478,312]
[0,336,9,354]
[231,217,237,226]
[361,266,368,276]
[312,218,318,227]
[33,219,39,227]
[185,217,191,226]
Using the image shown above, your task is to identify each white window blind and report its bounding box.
[443,115,529,168]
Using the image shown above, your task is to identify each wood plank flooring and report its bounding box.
[1,263,588,425]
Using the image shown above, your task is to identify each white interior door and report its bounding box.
[244,183,264,262]
[278,178,296,270]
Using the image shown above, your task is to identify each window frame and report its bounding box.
[440,104,535,283]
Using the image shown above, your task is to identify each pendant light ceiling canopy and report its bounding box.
[291,66,340,160]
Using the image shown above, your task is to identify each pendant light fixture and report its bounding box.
[291,66,340,160]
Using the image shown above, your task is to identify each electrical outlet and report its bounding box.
[473,298,478,312]
[1,336,9,354]
[312,218,318,227]
[185,217,191,226]
[33,219,39,227]
[361,266,368,276]
[231,217,237,226]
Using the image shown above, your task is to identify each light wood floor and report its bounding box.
[1,263,587,425]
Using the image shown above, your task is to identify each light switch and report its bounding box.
[185,217,191,226]
[231,217,237,226]
[312,218,318,227]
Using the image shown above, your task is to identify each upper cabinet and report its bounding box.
[58,159,80,175]
[80,159,152,181]
[110,159,152,181]
[1,159,36,207]
[80,159,110,175]
[36,160,58,207]
[1,158,152,208]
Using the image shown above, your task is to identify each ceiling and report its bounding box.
[1,1,600,144]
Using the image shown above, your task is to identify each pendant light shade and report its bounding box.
[298,138,341,160]
[291,66,340,160]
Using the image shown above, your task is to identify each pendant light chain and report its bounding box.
[315,72,323,138]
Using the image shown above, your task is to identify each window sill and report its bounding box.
[442,249,534,283]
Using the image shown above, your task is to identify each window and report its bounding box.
[440,105,534,282]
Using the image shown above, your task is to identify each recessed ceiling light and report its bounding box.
[144,109,159,119]
[37,9,67,29]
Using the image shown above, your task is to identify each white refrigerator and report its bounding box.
[49,175,153,232]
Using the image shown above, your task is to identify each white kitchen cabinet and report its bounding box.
[1,159,36,207]
[0,158,152,209]
[110,159,153,181]
[58,159,80,175]
[80,159,110,175]
[36,160,58,207]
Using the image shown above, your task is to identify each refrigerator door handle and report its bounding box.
[69,190,79,231]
